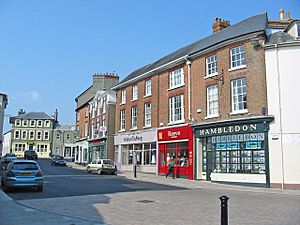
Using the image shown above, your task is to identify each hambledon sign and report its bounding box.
[195,123,267,137]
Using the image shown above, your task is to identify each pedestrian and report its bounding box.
[166,157,175,179]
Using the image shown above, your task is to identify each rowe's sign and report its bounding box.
[158,125,192,141]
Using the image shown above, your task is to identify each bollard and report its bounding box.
[134,164,137,178]
[219,195,229,225]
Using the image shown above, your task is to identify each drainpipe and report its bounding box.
[185,58,192,121]
[275,44,285,189]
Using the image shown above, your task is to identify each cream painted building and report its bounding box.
[9,110,55,158]
[265,20,300,189]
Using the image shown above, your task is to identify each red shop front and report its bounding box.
[158,124,194,180]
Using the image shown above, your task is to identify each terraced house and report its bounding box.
[9,110,54,158]
[113,11,299,189]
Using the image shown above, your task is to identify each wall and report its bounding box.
[265,44,300,189]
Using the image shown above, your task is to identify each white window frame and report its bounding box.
[56,133,61,140]
[21,130,27,139]
[131,107,138,129]
[169,94,184,123]
[169,68,184,89]
[145,80,152,97]
[14,130,20,139]
[231,78,247,114]
[44,120,50,127]
[144,103,151,127]
[230,45,245,69]
[206,85,219,118]
[120,110,126,131]
[206,55,218,77]
[84,122,88,137]
[132,85,138,101]
[36,131,42,140]
[15,119,21,127]
[22,120,28,127]
[103,99,106,113]
[29,131,35,140]
[121,90,126,104]
[85,107,89,117]
[44,131,49,140]
[30,120,35,127]
[37,120,43,127]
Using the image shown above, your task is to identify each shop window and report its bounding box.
[202,133,266,174]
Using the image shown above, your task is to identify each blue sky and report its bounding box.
[1,0,299,132]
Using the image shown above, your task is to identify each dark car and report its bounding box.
[3,153,17,163]
[24,150,38,160]
[51,155,67,166]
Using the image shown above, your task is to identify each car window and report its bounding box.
[12,162,39,170]
[97,160,102,164]
[91,161,96,164]
[103,160,114,165]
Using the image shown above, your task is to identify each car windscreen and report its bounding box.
[12,162,39,170]
[103,160,114,165]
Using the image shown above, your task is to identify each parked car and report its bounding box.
[51,155,67,166]
[1,160,44,192]
[87,159,117,175]
[3,153,17,163]
[24,150,38,160]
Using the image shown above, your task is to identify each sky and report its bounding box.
[0,0,299,132]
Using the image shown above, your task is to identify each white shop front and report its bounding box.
[114,129,157,173]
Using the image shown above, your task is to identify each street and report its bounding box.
[1,159,300,225]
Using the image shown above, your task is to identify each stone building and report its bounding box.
[75,73,119,164]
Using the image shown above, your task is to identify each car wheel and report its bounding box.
[37,186,43,192]
[97,169,102,175]
[87,167,91,173]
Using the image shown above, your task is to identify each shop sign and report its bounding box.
[195,123,266,137]
[158,125,191,141]
[27,141,34,145]
[123,132,143,143]
[92,141,100,145]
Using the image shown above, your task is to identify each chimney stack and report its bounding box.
[279,8,284,20]
[18,109,25,115]
[212,18,230,33]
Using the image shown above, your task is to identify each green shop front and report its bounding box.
[193,117,273,187]
[88,139,106,163]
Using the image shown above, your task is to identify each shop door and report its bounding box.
[206,150,212,181]
[29,145,33,151]
[158,144,166,174]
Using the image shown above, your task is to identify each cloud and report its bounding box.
[29,91,40,101]
[14,91,41,102]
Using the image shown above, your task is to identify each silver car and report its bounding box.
[87,159,117,175]
[1,160,44,192]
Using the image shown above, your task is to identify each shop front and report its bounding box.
[158,124,194,180]
[88,139,106,163]
[114,129,157,173]
[193,117,273,187]
[75,139,88,164]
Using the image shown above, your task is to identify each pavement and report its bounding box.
[1,162,300,225]
[69,162,300,196]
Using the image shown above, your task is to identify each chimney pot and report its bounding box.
[279,8,284,20]
[286,11,291,21]
[212,17,230,33]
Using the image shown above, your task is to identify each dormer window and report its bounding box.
[15,119,21,127]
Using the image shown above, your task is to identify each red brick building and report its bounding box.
[113,12,291,185]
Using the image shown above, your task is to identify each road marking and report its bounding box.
[44,174,97,178]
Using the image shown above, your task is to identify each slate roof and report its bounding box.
[118,13,268,87]
[13,112,54,120]
[266,31,294,44]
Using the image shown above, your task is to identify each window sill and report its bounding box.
[118,129,126,133]
[204,72,219,79]
[119,103,126,106]
[205,114,219,120]
[131,99,138,102]
[228,65,246,72]
[167,83,185,91]
[143,125,152,129]
[130,127,137,131]
[230,109,249,115]
[143,94,151,98]
[167,120,185,126]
